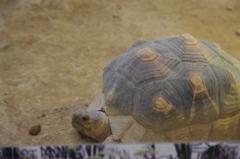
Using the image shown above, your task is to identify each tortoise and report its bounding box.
[72,34,240,143]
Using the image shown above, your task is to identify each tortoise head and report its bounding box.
[72,107,111,143]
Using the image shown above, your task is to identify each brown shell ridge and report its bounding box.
[153,94,175,114]
[210,113,240,140]
[187,72,219,123]
[227,69,240,94]
[221,69,240,117]
[135,47,161,64]
[177,35,211,63]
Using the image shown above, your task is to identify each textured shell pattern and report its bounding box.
[102,34,240,142]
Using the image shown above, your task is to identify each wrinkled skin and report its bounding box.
[72,108,112,143]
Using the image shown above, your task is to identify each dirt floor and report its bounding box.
[0,0,240,146]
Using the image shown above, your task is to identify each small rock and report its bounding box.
[235,29,240,36]
[112,14,117,18]
[84,103,89,107]
[112,14,121,20]
[226,6,233,11]
[37,113,46,119]
[29,124,41,136]
[0,40,12,50]
[42,134,49,139]
[50,14,57,19]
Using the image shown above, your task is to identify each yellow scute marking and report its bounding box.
[153,95,174,114]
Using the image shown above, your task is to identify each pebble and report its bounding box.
[235,29,240,36]
[29,124,41,136]
[226,6,233,11]
[0,40,11,50]
[42,134,49,139]
[84,103,89,107]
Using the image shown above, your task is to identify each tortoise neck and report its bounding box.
[95,112,112,143]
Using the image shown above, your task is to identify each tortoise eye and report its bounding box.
[81,116,89,121]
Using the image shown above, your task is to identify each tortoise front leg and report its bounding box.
[103,135,121,144]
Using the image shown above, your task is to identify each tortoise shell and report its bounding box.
[100,34,240,142]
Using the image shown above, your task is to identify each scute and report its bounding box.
[136,47,160,63]
[186,72,219,123]
[102,34,240,142]
[104,72,135,115]
[133,78,190,131]
[153,95,175,114]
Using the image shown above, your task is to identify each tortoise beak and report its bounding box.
[72,111,90,130]
[72,110,82,125]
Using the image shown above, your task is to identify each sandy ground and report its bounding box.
[0,0,239,146]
